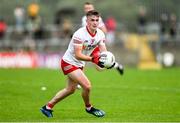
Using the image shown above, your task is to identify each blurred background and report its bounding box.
[0,0,180,69]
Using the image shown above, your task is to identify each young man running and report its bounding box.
[40,10,120,118]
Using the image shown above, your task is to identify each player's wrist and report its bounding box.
[91,56,93,61]
[90,56,94,62]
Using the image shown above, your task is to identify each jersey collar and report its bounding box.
[86,26,97,37]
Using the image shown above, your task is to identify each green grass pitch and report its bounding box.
[0,67,180,122]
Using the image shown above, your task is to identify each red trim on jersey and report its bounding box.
[61,59,83,75]
[73,36,83,42]
[73,39,83,44]
[86,26,96,37]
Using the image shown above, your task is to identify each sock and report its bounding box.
[46,103,54,110]
[86,104,92,111]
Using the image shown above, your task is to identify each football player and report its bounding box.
[81,2,124,75]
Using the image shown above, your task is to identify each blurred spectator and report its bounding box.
[0,18,7,39]
[26,2,44,40]
[160,13,168,35]
[54,7,76,25]
[82,2,94,27]
[81,2,107,33]
[169,13,177,38]
[61,18,73,38]
[28,2,39,18]
[26,15,44,39]
[54,8,76,39]
[137,6,147,34]
[105,16,117,46]
[14,5,25,33]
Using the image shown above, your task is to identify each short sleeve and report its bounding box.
[98,17,105,28]
[72,29,84,46]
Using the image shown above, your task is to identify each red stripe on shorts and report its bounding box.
[61,59,83,75]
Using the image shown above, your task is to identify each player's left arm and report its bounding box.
[92,42,107,70]
[98,17,107,33]
[98,35,107,52]
[99,43,107,52]
[99,26,107,34]
[92,39,107,70]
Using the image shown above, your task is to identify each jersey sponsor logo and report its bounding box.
[103,39,106,43]
[64,65,73,71]
[83,39,97,50]
[91,39,95,44]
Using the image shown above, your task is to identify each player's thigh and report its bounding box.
[67,69,91,88]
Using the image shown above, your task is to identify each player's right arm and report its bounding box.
[72,28,102,66]
[74,40,92,61]
[74,40,102,67]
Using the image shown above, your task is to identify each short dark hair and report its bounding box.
[84,2,92,5]
[86,10,100,17]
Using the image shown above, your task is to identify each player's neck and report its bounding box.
[86,26,96,37]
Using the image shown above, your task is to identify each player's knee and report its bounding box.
[83,83,91,92]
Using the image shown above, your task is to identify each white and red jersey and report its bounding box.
[62,26,106,67]
[82,15,105,28]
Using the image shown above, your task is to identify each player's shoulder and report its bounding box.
[97,28,105,35]
[73,27,86,37]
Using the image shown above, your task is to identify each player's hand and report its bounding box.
[91,53,104,68]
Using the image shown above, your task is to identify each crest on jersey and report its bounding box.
[91,39,95,44]
[83,39,97,50]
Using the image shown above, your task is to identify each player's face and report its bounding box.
[87,15,99,31]
[84,4,94,13]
